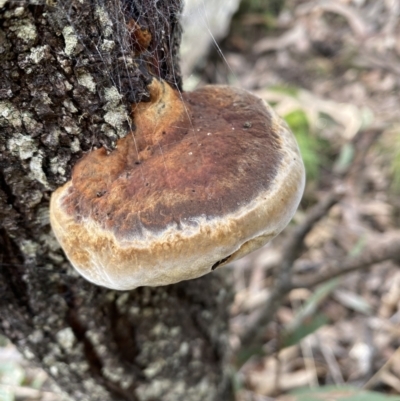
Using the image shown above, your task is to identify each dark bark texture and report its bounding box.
[0,1,234,400]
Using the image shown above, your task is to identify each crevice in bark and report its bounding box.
[64,291,140,401]
[0,1,234,400]
[175,280,228,364]
[0,229,31,312]
[66,308,103,375]
[108,301,141,368]
[0,171,18,211]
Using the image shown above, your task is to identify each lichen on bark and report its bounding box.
[0,1,234,400]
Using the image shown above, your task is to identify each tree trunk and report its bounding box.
[0,1,234,400]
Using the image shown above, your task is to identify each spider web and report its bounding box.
[48,0,237,192]
[1,0,237,278]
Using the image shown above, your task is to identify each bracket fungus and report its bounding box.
[50,79,305,290]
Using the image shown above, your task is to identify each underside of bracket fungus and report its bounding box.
[50,78,305,290]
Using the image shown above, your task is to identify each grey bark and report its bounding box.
[0,1,234,400]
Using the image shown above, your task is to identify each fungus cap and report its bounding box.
[50,79,305,290]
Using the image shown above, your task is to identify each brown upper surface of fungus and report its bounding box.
[50,79,305,290]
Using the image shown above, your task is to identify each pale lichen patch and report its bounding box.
[20,239,39,259]
[23,189,43,208]
[101,39,115,52]
[85,330,101,346]
[101,366,133,389]
[102,125,118,141]
[151,323,168,337]
[0,101,22,128]
[95,6,113,38]
[7,133,36,160]
[70,137,80,153]
[14,19,37,42]
[104,86,123,107]
[14,7,24,17]
[62,26,78,56]
[170,326,181,337]
[143,360,165,379]
[136,378,216,401]
[77,73,96,93]
[82,379,106,401]
[116,293,130,310]
[136,379,172,401]
[69,361,89,375]
[28,331,44,345]
[49,365,59,376]
[129,306,140,316]
[22,348,35,360]
[64,80,73,91]
[56,328,76,351]
[21,111,42,134]
[49,156,68,177]
[29,45,49,64]
[29,153,50,188]
[179,341,189,356]
[62,119,81,136]
[62,99,78,113]
[40,92,53,105]
[103,107,128,132]
[40,233,61,252]
[103,87,128,138]
[36,207,51,228]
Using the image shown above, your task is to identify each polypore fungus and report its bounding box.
[50,79,305,290]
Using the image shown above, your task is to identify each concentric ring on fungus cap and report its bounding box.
[50,78,305,290]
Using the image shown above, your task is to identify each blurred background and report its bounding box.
[1,0,400,400]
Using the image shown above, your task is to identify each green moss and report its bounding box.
[284,109,327,180]
[239,0,285,15]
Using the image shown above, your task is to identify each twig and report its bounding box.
[239,188,400,351]
[297,1,369,39]
[253,24,306,54]
[281,189,345,267]
[300,335,319,387]
[317,334,345,385]
[240,189,344,347]
[363,346,400,390]
[291,231,400,289]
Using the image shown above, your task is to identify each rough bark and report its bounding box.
[0,1,234,400]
